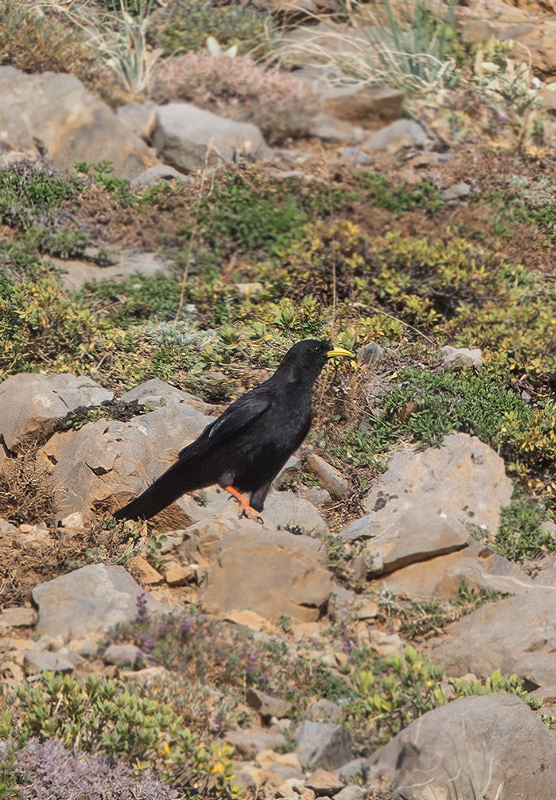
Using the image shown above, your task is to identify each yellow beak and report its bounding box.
[327,346,354,359]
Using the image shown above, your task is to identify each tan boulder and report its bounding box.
[200,529,333,623]
[0,67,154,178]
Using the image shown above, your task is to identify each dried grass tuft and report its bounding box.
[154,53,322,142]
[0,451,57,526]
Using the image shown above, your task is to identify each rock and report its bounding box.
[38,403,209,521]
[362,119,430,153]
[154,103,273,170]
[354,507,470,579]
[364,433,513,535]
[225,610,277,634]
[334,787,366,800]
[234,282,264,296]
[55,251,173,291]
[459,18,556,80]
[120,378,216,416]
[32,564,166,640]
[440,181,471,201]
[225,727,288,759]
[273,455,302,487]
[367,694,556,800]
[246,688,292,719]
[340,515,381,542]
[0,67,153,178]
[170,484,329,535]
[441,344,483,370]
[256,749,301,772]
[0,607,36,630]
[322,85,404,127]
[310,113,362,144]
[130,163,189,190]
[368,629,404,658]
[305,769,344,796]
[0,373,112,452]
[164,565,196,586]
[339,147,373,166]
[303,699,342,724]
[23,649,75,674]
[116,100,157,142]
[262,490,330,535]
[296,722,352,770]
[353,598,379,619]
[200,529,333,623]
[305,455,349,499]
[382,543,533,599]
[425,587,556,688]
[131,556,164,586]
[103,644,142,666]
[60,512,85,532]
[356,342,384,365]
[300,487,332,507]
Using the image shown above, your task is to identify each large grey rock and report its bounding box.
[367,694,556,800]
[154,104,273,170]
[176,484,329,535]
[362,119,430,152]
[200,529,333,623]
[425,587,556,688]
[352,507,470,579]
[0,67,153,178]
[120,378,217,416]
[365,433,513,535]
[32,564,166,640]
[0,373,113,452]
[38,403,208,520]
[296,721,352,770]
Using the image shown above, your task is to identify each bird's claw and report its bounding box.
[238,507,264,525]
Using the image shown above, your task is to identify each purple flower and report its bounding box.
[139,636,155,652]
[158,624,168,637]
[180,619,193,637]
[136,591,148,623]
[498,112,509,123]
[343,639,354,654]
[258,674,270,688]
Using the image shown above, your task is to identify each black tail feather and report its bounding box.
[113,460,199,521]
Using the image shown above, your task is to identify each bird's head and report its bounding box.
[276,339,354,385]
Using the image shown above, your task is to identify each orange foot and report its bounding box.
[225,486,263,524]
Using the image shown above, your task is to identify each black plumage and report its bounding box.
[113,339,352,522]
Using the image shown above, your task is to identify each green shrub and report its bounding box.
[17,672,239,797]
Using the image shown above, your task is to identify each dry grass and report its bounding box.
[154,53,322,142]
[0,514,135,607]
[0,450,57,526]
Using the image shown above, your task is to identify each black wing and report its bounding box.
[178,386,272,459]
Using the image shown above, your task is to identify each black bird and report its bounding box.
[113,339,353,522]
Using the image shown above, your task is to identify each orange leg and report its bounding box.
[225,486,263,523]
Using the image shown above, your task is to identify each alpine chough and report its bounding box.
[113,339,353,522]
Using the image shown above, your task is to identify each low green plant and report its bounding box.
[382,367,528,449]
[154,0,274,61]
[495,490,556,562]
[359,172,444,214]
[348,646,540,749]
[17,672,239,796]
[0,709,24,800]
